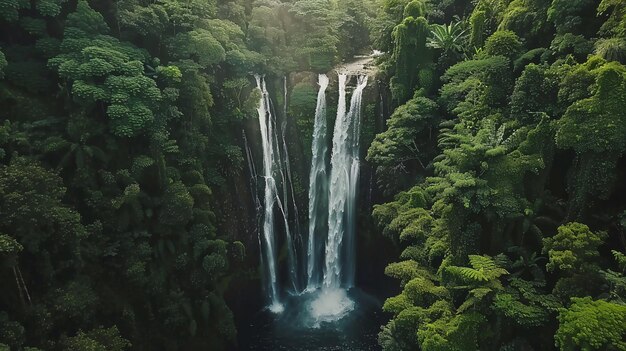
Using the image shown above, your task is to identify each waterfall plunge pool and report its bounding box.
[238,288,384,350]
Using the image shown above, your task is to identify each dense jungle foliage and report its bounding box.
[0,0,373,349]
[1,0,626,350]
[369,0,626,350]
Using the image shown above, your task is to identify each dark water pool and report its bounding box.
[237,288,385,351]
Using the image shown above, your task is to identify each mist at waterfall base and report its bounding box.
[238,288,384,350]
[237,74,386,350]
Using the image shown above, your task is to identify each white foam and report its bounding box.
[308,289,354,327]
[268,302,285,314]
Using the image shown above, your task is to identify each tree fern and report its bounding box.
[448,255,509,282]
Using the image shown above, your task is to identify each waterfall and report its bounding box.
[344,75,367,288]
[308,74,368,325]
[323,74,368,290]
[253,72,369,320]
[255,75,288,312]
[306,74,330,291]
[270,78,300,293]
[321,74,347,289]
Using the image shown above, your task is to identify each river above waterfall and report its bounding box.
[237,288,384,350]
[335,51,381,76]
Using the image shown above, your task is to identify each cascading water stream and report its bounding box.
[255,75,288,312]
[308,74,368,325]
[306,74,330,291]
[268,82,299,294]
[255,76,281,311]
[344,75,368,288]
[322,74,347,290]
[323,74,368,290]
